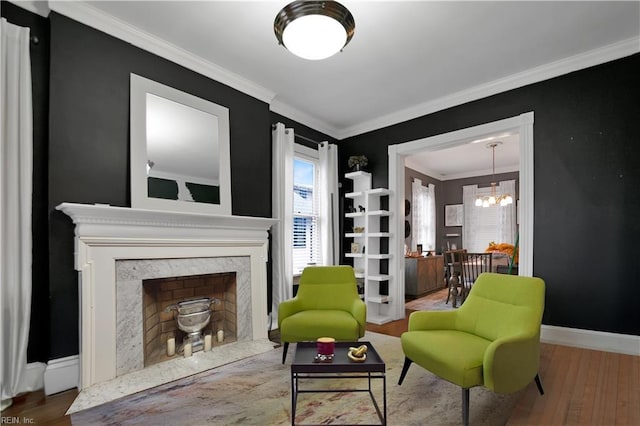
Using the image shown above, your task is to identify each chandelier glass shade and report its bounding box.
[475,142,514,208]
[274,1,355,60]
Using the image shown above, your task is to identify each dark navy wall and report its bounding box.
[4,2,638,364]
[339,54,640,336]
[45,14,337,359]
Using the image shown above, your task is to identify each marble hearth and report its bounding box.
[57,203,278,412]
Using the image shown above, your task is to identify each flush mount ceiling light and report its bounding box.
[274,1,355,60]
[475,142,514,208]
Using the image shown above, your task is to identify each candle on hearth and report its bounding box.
[204,332,212,351]
[183,338,192,357]
[167,336,176,357]
[217,329,224,343]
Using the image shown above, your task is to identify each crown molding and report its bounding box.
[338,37,640,139]
[270,99,340,139]
[7,0,50,17]
[35,1,640,140]
[47,1,275,104]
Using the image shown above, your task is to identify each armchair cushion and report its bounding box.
[280,310,363,342]
[402,330,490,389]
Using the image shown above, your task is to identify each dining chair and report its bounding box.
[445,249,467,307]
[460,252,492,304]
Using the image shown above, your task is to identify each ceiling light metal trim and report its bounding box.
[274,1,355,59]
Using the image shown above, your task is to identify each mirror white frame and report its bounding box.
[130,73,232,215]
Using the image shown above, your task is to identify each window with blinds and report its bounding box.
[293,156,321,275]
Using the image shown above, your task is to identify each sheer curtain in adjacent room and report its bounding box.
[411,178,436,252]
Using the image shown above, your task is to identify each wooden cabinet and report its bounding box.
[404,255,445,299]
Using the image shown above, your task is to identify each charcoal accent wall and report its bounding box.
[339,54,640,336]
[47,13,273,359]
[1,1,51,363]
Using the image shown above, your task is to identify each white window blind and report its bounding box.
[292,155,322,274]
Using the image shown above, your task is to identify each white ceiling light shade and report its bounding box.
[274,1,355,60]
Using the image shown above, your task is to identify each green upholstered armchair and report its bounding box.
[398,272,545,426]
[278,266,366,363]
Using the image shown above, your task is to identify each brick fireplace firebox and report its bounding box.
[143,272,237,367]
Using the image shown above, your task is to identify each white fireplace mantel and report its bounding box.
[57,202,277,243]
[57,203,278,390]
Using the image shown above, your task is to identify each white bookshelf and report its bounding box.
[344,171,394,324]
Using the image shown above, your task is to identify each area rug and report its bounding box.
[71,332,521,425]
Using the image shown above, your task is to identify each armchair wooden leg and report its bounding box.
[398,357,413,385]
[282,342,289,364]
[535,373,544,395]
[462,388,470,426]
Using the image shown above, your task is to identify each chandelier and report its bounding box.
[475,142,514,208]
[274,1,355,60]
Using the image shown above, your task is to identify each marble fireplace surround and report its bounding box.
[57,203,278,412]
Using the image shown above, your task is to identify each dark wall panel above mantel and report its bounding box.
[48,12,273,358]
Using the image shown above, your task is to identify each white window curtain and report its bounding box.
[462,185,478,250]
[411,179,436,251]
[271,123,294,323]
[497,179,517,244]
[318,142,339,265]
[1,19,42,409]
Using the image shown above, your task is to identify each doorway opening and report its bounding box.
[387,112,534,321]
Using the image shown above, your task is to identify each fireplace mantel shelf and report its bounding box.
[57,202,278,233]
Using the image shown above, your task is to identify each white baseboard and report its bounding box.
[44,355,79,395]
[541,324,640,356]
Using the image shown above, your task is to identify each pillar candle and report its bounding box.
[184,341,192,357]
[217,329,224,343]
[204,334,212,351]
[317,337,335,356]
[167,337,176,357]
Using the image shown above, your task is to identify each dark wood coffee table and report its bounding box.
[290,341,386,425]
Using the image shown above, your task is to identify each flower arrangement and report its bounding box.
[348,155,368,171]
[485,241,518,264]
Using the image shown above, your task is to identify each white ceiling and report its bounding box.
[16,1,640,175]
[405,133,520,180]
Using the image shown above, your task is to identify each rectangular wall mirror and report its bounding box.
[130,73,231,215]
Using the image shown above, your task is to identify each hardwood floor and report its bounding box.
[3,292,638,425]
[368,311,640,426]
[1,387,76,425]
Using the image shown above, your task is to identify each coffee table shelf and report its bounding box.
[290,341,386,425]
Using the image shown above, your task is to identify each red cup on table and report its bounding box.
[317,337,335,356]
